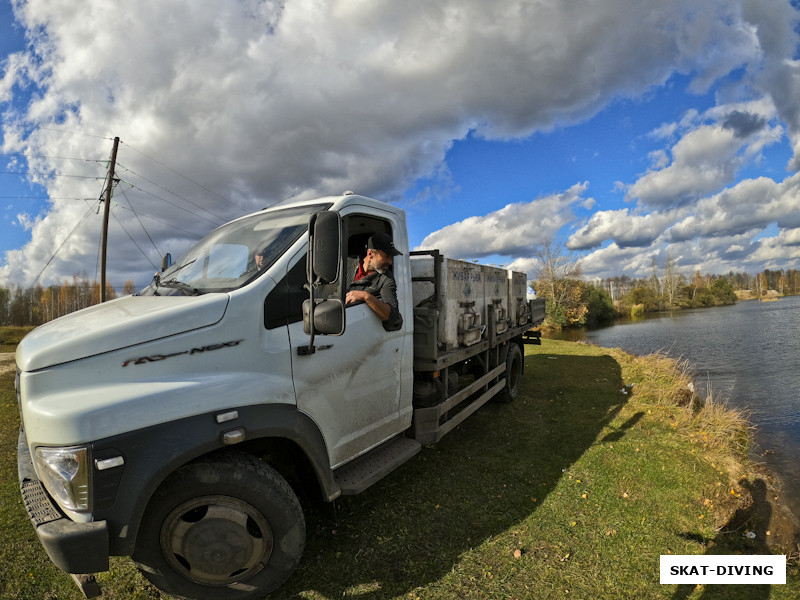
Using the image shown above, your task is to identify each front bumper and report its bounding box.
[17,429,109,574]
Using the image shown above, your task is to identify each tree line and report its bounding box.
[2,253,799,330]
[531,240,800,329]
[0,274,137,327]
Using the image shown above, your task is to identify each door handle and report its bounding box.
[296,344,334,356]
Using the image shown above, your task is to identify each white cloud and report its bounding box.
[567,208,683,250]
[417,183,589,259]
[628,108,783,207]
[0,0,798,286]
[571,168,800,279]
[670,174,800,241]
[16,213,36,231]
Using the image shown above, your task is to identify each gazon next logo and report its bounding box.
[122,339,244,367]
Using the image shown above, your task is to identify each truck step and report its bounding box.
[334,435,421,495]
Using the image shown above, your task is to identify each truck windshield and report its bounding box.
[145,204,329,295]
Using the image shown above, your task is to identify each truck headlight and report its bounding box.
[34,446,91,512]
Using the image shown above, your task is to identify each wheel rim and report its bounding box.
[160,495,274,586]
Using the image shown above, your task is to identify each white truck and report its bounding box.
[16,192,545,600]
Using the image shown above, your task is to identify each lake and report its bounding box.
[546,294,800,517]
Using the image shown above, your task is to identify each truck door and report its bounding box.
[287,215,408,468]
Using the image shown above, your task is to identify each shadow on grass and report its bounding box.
[672,478,773,600]
[272,352,628,599]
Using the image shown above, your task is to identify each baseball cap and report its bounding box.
[367,232,402,256]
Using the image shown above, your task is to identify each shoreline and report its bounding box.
[576,339,800,556]
[542,296,800,550]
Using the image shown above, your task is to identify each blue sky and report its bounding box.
[404,78,721,241]
[2,0,800,290]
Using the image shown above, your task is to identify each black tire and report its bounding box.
[133,452,305,600]
[495,342,523,404]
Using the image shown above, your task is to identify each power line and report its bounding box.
[37,127,112,140]
[113,203,205,238]
[115,162,228,223]
[111,209,159,271]
[120,140,246,211]
[30,204,98,288]
[0,170,103,180]
[0,152,106,162]
[0,196,90,200]
[5,134,223,288]
[117,179,225,227]
[118,188,161,257]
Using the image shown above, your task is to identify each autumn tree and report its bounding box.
[123,280,137,296]
[532,237,586,326]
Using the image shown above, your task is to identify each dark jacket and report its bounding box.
[347,268,403,331]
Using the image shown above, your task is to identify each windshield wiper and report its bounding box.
[159,278,201,296]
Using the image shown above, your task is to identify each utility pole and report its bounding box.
[100,136,120,302]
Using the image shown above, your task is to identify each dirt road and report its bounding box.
[0,353,15,375]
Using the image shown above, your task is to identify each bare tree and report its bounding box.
[531,237,589,325]
[648,255,661,298]
[533,237,583,303]
[662,252,680,308]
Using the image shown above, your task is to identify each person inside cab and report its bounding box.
[345,232,402,331]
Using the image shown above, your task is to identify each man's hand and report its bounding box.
[346,290,391,321]
[345,290,370,305]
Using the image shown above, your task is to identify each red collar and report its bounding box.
[354,262,369,282]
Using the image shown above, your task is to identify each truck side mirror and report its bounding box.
[302,299,344,335]
[300,210,344,355]
[309,211,340,284]
[161,253,172,272]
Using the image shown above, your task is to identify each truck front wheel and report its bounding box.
[495,342,523,404]
[133,452,305,600]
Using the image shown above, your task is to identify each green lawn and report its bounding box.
[0,325,32,353]
[1,338,796,599]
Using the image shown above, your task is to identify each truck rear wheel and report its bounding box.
[495,342,522,404]
[133,452,305,600]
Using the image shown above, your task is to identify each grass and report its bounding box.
[0,325,33,353]
[1,338,797,599]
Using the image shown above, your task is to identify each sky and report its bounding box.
[2,0,800,291]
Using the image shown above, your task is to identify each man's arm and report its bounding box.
[345,289,392,320]
[375,274,402,331]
